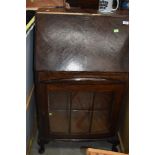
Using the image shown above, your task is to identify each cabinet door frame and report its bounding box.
[36,80,125,139]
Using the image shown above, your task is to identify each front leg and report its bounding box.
[38,139,45,154]
[107,136,120,152]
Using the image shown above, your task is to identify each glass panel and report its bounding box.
[71,110,91,134]
[94,92,113,110]
[48,92,70,110]
[72,92,93,110]
[49,110,69,133]
[91,111,111,134]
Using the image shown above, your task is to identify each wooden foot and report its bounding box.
[112,144,118,152]
[38,139,45,154]
[38,145,45,154]
[107,136,119,152]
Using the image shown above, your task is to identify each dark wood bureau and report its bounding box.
[34,8,129,153]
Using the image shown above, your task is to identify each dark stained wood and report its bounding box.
[72,92,93,110]
[71,110,91,133]
[48,91,70,110]
[49,110,70,133]
[35,8,129,72]
[35,79,126,138]
[37,71,129,82]
[35,83,49,140]
[93,92,113,110]
[34,8,129,153]
[91,110,111,134]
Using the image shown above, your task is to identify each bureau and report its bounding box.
[34,8,129,153]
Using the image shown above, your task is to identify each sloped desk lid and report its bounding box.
[35,8,129,72]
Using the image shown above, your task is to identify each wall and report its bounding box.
[26,24,34,96]
[26,91,36,148]
[26,23,36,154]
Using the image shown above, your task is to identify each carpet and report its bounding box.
[30,135,113,155]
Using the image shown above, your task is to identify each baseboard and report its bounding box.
[117,132,125,153]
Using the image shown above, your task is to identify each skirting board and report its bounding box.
[118,132,125,153]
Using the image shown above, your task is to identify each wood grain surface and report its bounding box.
[34,9,129,151]
[35,9,129,72]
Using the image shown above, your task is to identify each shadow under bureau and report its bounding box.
[34,8,129,154]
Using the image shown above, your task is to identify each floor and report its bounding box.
[30,134,113,155]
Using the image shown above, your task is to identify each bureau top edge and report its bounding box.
[36,8,129,18]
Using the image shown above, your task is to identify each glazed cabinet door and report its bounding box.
[43,81,125,138]
[48,91,70,134]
